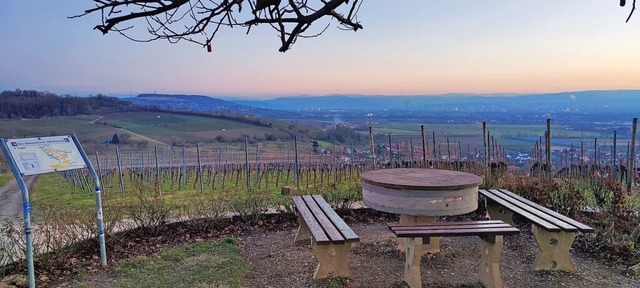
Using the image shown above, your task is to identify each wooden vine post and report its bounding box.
[421,125,427,168]
[115,146,125,195]
[628,118,637,191]
[546,118,551,179]
[294,136,300,190]
[369,127,376,169]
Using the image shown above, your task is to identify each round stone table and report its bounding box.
[361,168,483,253]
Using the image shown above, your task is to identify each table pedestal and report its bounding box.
[397,215,440,254]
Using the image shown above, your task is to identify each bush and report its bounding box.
[126,181,175,236]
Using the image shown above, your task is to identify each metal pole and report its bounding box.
[0,139,35,288]
[420,125,427,168]
[71,134,108,267]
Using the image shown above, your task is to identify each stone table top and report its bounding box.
[361,168,483,191]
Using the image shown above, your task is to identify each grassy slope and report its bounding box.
[0,112,291,154]
[99,111,289,144]
[0,116,148,153]
[73,238,248,288]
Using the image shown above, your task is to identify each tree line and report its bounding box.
[0,89,140,119]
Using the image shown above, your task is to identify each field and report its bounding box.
[0,112,293,154]
[98,112,290,145]
[0,116,153,153]
[369,121,623,156]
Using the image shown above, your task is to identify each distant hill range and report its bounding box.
[122,94,294,118]
[122,90,640,120]
[229,90,640,113]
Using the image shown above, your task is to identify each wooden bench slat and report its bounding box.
[497,189,594,232]
[487,189,578,232]
[292,196,330,244]
[389,220,504,228]
[312,195,360,242]
[392,227,520,238]
[479,189,563,232]
[390,222,513,231]
[302,195,346,244]
[389,220,520,238]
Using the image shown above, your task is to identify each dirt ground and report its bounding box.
[2,209,638,288]
[0,176,36,220]
[240,221,638,288]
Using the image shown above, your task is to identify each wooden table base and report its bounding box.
[397,215,440,254]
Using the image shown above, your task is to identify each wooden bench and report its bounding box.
[479,189,595,272]
[389,220,519,288]
[292,195,360,279]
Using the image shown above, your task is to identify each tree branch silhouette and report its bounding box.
[71,1,635,52]
[71,0,363,52]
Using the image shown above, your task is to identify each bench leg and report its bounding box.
[311,242,353,279]
[532,226,577,272]
[398,215,440,254]
[403,237,423,288]
[479,235,504,288]
[486,201,514,226]
[294,214,311,242]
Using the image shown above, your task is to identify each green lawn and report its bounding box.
[72,238,248,288]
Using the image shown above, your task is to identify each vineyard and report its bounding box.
[1,120,640,282]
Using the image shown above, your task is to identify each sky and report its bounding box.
[0,1,639,99]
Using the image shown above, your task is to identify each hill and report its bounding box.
[121,94,294,119]
[230,90,640,114]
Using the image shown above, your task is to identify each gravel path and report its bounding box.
[0,176,36,221]
[241,222,638,288]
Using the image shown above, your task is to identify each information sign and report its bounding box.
[4,135,87,175]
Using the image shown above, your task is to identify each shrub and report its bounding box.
[126,181,175,236]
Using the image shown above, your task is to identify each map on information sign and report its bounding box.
[4,135,87,175]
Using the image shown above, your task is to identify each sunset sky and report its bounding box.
[0,1,639,98]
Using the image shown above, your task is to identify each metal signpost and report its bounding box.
[0,134,107,288]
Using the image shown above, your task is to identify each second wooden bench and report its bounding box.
[292,195,360,279]
[479,189,594,272]
[389,220,519,288]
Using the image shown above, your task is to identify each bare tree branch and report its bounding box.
[627,0,637,23]
[71,0,364,52]
[71,1,636,53]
